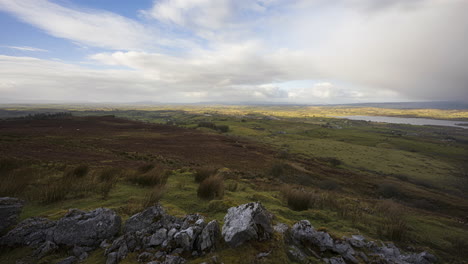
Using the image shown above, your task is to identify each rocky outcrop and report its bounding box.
[221,202,273,247]
[288,220,437,264]
[0,208,120,249]
[0,207,121,263]
[0,217,55,247]
[104,206,220,263]
[0,197,24,234]
[53,208,121,247]
[0,201,438,264]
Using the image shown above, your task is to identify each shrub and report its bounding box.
[281,186,311,211]
[318,179,340,191]
[194,167,216,183]
[216,125,229,133]
[40,179,69,204]
[0,158,21,173]
[376,200,408,241]
[198,122,216,129]
[378,183,402,198]
[0,167,36,197]
[142,186,164,208]
[98,167,121,183]
[269,162,285,178]
[137,163,155,174]
[197,175,224,200]
[129,168,169,187]
[64,164,89,178]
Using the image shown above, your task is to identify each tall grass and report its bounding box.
[128,167,169,186]
[142,186,165,208]
[194,167,216,183]
[376,200,409,241]
[197,175,224,200]
[64,164,89,179]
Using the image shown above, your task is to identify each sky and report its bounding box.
[0,0,467,104]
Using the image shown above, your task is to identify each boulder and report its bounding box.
[221,202,273,247]
[0,197,24,234]
[324,257,346,264]
[148,228,168,247]
[33,240,58,259]
[197,220,220,252]
[162,255,186,264]
[402,251,437,264]
[125,205,178,233]
[332,241,357,263]
[0,217,55,247]
[290,220,333,251]
[53,208,121,247]
[345,235,366,248]
[57,256,78,264]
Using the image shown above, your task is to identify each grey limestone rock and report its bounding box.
[53,208,121,247]
[221,202,273,247]
[290,220,333,251]
[0,197,24,235]
[0,217,55,247]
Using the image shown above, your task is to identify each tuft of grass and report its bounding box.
[0,167,36,197]
[128,167,169,187]
[194,167,216,183]
[39,179,69,204]
[137,163,155,174]
[64,164,89,178]
[197,175,224,200]
[378,183,402,199]
[98,167,121,183]
[142,186,165,208]
[376,200,409,241]
[281,186,311,211]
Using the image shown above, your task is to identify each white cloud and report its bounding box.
[4,46,48,52]
[0,0,157,50]
[0,0,467,103]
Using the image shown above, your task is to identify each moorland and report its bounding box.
[0,104,467,263]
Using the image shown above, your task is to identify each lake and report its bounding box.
[338,115,468,129]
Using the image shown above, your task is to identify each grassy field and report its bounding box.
[0,105,467,263]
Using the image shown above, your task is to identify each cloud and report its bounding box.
[0,0,157,50]
[4,46,48,52]
[1,0,467,103]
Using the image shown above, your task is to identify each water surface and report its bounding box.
[338,115,468,129]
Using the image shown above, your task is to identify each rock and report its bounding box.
[155,251,166,259]
[345,235,366,248]
[221,202,273,247]
[324,257,346,264]
[100,239,111,249]
[197,220,220,252]
[174,228,194,251]
[125,205,177,233]
[332,241,357,263]
[53,208,121,247]
[71,245,91,261]
[138,252,154,262]
[287,245,308,263]
[273,223,288,234]
[0,217,55,246]
[106,252,119,264]
[148,228,167,247]
[403,251,437,264]
[290,220,333,251]
[56,256,78,264]
[0,197,24,235]
[257,250,271,258]
[33,240,58,259]
[162,255,186,264]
